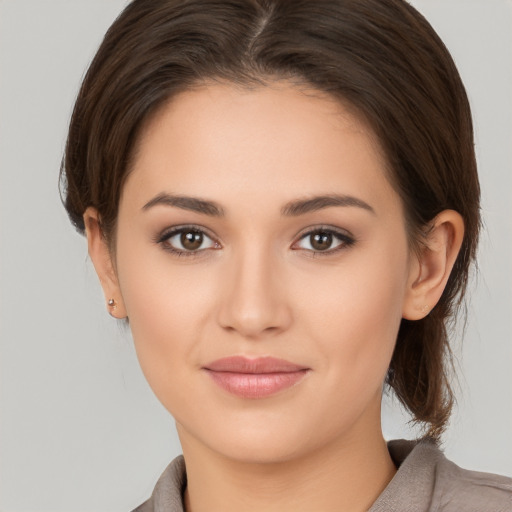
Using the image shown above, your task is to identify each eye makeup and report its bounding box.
[153,223,356,259]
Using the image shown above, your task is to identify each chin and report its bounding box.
[177,407,338,466]
[211,434,309,465]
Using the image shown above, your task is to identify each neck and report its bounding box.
[179,418,396,512]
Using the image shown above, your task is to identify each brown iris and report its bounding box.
[310,231,333,251]
[181,230,204,250]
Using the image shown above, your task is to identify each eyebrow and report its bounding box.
[142,193,225,216]
[281,194,375,216]
[142,192,375,217]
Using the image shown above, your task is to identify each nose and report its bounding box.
[216,246,293,339]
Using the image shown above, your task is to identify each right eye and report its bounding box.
[158,227,220,256]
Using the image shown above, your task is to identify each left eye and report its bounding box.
[161,228,218,253]
[294,229,354,252]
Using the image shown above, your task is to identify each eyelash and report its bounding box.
[155,225,356,258]
[155,225,220,258]
[293,226,356,257]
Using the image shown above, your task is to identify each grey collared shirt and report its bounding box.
[133,439,512,511]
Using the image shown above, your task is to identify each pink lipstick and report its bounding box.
[202,356,310,399]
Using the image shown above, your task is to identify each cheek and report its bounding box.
[114,242,219,405]
[299,238,410,389]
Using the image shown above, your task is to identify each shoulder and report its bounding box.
[131,455,186,512]
[371,439,512,512]
[429,447,512,512]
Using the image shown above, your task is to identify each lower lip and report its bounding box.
[204,370,309,399]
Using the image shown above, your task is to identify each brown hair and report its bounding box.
[60,0,480,439]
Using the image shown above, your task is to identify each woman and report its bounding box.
[60,0,512,510]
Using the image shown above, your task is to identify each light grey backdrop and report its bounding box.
[0,1,511,510]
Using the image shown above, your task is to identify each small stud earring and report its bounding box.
[108,298,117,310]
[421,304,429,314]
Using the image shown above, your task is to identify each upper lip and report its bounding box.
[203,356,309,374]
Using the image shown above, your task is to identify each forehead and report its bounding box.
[138,80,379,158]
[123,81,397,217]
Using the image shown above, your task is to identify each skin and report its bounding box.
[84,81,464,512]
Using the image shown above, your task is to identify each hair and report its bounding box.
[60,0,480,439]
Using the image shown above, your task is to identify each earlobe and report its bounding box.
[402,210,464,320]
[83,207,127,319]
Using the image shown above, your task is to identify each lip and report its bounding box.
[202,356,310,399]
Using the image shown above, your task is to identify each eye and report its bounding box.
[158,226,219,255]
[293,228,355,254]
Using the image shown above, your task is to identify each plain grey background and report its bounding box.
[0,0,511,510]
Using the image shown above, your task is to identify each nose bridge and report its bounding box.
[217,239,291,338]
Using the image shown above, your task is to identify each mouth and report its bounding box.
[202,356,310,399]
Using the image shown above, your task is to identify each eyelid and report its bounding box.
[155,224,221,256]
[154,223,355,258]
[291,225,356,254]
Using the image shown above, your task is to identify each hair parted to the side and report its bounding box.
[60,0,480,440]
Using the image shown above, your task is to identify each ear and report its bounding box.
[402,210,464,320]
[83,207,127,319]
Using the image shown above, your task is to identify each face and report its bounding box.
[112,81,416,463]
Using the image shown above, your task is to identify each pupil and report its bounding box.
[311,232,332,251]
[181,230,203,250]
